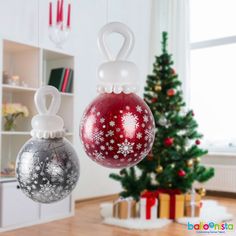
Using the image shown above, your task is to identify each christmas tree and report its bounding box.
[110,32,214,200]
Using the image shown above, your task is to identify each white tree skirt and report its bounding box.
[100,200,233,230]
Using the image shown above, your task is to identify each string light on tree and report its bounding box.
[80,22,155,168]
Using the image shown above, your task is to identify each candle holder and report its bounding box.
[48,1,71,48]
[49,23,70,48]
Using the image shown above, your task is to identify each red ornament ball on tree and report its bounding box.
[167,89,176,96]
[151,97,158,103]
[80,93,155,168]
[178,169,186,177]
[195,140,201,145]
[164,137,174,147]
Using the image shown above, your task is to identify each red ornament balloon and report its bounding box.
[80,93,154,168]
[164,137,174,147]
[178,169,186,177]
[80,22,155,168]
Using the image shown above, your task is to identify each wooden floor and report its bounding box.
[1,195,236,236]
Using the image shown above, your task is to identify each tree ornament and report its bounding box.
[195,139,201,145]
[171,68,176,75]
[195,157,201,163]
[159,116,167,126]
[80,22,155,168]
[186,159,194,167]
[164,137,174,147]
[196,187,206,197]
[154,85,162,92]
[151,97,158,103]
[16,86,80,203]
[147,152,154,161]
[178,169,186,177]
[167,88,176,96]
[156,165,163,173]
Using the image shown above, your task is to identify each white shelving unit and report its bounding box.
[0,38,76,232]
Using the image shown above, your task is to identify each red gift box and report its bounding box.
[141,189,183,220]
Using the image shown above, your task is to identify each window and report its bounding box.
[190,0,236,153]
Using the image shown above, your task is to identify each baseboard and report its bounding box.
[75,193,118,207]
[207,190,236,199]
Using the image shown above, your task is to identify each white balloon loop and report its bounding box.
[34,85,61,115]
[97,22,135,61]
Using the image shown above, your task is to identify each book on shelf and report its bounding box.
[66,69,73,93]
[61,68,70,92]
[48,67,74,93]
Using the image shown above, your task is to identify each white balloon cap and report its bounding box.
[31,86,65,139]
[97,22,139,94]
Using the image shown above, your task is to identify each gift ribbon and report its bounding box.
[141,189,181,220]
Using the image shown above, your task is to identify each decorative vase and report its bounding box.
[4,117,16,131]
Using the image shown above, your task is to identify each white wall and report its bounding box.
[0,0,152,200]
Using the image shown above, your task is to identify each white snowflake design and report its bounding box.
[109,121,115,127]
[136,132,143,139]
[143,115,149,123]
[117,139,134,157]
[121,112,139,129]
[145,126,155,143]
[110,139,115,144]
[106,130,114,137]
[136,105,142,113]
[39,182,56,197]
[45,160,63,178]
[100,118,105,123]
[93,150,105,161]
[93,130,104,144]
[136,143,142,150]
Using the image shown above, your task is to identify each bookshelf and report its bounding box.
[0,38,76,231]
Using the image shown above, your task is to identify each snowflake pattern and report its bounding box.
[80,100,155,167]
[100,118,105,123]
[143,115,149,123]
[145,126,155,143]
[136,143,142,150]
[16,138,79,203]
[106,130,114,137]
[122,112,139,129]
[109,121,115,127]
[117,139,134,157]
[136,105,142,113]
[93,150,105,161]
[136,132,142,139]
[93,130,104,144]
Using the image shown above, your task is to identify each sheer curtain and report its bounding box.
[149,0,190,104]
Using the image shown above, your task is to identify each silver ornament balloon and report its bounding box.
[16,86,80,204]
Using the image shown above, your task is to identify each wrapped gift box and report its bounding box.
[185,192,201,217]
[113,197,137,219]
[140,191,158,220]
[159,191,184,219]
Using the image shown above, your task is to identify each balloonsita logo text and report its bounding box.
[188,221,234,233]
